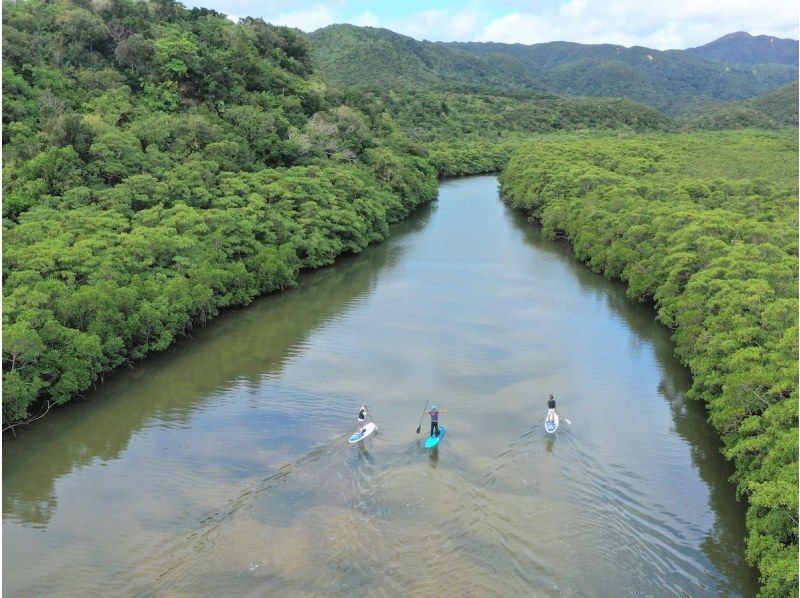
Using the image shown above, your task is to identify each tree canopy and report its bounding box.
[2,0,437,426]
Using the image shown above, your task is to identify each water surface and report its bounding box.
[3,176,758,596]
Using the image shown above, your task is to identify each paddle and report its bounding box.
[365,405,375,423]
[415,400,429,434]
[554,410,571,425]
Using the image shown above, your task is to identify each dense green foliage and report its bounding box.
[500,131,798,596]
[425,140,520,177]
[746,82,800,126]
[310,25,798,115]
[326,87,673,179]
[425,131,659,178]
[686,31,799,66]
[2,0,437,426]
[343,90,674,143]
[685,83,799,130]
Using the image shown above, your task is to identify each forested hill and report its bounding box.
[344,90,674,142]
[308,24,542,92]
[686,31,799,66]
[2,0,438,426]
[684,82,799,130]
[310,25,798,114]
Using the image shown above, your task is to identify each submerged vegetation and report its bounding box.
[2,0,436,426]
[500,130,798,596]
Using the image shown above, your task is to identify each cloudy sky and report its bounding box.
[183,0,799,49]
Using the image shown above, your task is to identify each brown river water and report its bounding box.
[3,176,759,596]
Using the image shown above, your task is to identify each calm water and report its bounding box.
[3,176,758,596]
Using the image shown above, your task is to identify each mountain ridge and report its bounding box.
[686,31,798,65]
[310,25,798,114]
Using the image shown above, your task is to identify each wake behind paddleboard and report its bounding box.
[424,426,446,448]
[349,422,377,443]
[545,413,559,434]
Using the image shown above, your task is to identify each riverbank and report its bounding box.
[2,1,443,430]
[3,160,437,431]
[499,130,799,596]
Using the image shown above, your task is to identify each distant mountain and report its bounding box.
[310,25,799,115]
[444,39,798,114]
[686,32,798,66]
[308,25,542,92]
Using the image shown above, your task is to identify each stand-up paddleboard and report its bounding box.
[349,422,377,443]
[424,426,446,448]
[545,413,559,434]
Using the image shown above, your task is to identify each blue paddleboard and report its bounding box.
[349,422,377,443]
[424,426,446,448]
[545,413,559,434]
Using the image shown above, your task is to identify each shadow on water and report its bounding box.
[2,203,436,527]
[503,201,759,594]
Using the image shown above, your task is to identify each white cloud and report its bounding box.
[352,11,379,28]
[477,0,799,48]
[384,7,485,41]
[561,0,587,19]
[269,4,337,31]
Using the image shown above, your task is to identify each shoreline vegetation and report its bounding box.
[499,130,798,596]
[2,0,438,430]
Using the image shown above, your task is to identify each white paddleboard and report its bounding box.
[545,413,559,434]
[349,422,377,443]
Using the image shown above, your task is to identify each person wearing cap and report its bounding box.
[546,394,557,423]
[428,405,447,437]
[356,405,367,432]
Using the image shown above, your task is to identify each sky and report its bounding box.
[183,0,799,49]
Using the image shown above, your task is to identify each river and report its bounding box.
[3,176,758,596]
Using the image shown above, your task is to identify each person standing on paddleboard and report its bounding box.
[546,394,557,424]
[357,405,367,433]
[429,405,447,437]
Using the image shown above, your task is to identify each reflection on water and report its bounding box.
[3,177,757,596]
[2,205,434,528]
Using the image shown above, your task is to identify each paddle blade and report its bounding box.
[416,426,421,433]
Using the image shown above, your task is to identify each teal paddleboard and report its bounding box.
[424,426,446,448]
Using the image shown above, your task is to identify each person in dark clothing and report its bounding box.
[546,394,557,423]
[356,405,367,433]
